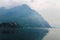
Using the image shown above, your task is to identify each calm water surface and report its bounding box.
[43,28,60,40]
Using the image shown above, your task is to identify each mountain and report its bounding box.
[2,4,51,28]
[0,7,7,16]
[0,4,51,40]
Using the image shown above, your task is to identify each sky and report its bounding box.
[0,0,60,27]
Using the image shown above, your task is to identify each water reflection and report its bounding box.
[0,22,50,40]
[0,27,49,40]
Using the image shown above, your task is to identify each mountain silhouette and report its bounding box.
[0,4,51,40]
[2,4,51,27]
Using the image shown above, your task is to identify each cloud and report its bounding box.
[27,0,60,10]
[0,0,25,8]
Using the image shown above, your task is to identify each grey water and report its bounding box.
[42,28,60,40]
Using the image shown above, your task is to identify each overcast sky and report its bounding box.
[0,0,60,27]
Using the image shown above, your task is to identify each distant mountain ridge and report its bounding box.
[0,4,51,28]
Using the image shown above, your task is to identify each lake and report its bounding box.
[43,28,60,40]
